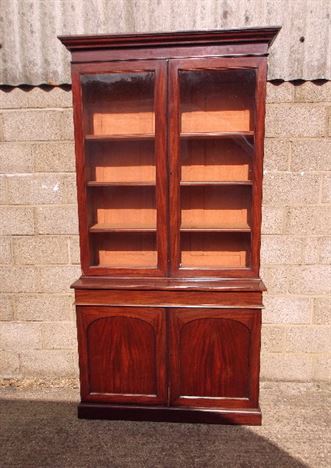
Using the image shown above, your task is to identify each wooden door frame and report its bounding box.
[168,57,267,278]
[71,60,168,277]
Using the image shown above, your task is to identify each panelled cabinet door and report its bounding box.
[77,306,167,405]
[169,308,261,408]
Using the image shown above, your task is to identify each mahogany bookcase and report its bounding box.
[60,27,280,425]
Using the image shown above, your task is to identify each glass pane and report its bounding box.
[81,72,157,269]
[181,186,251,230]
[181,137,253,182]
[89,186,156,230]
[82,72,155,136]
[178,69,255,269]
[86,141,155,183]
[88,184,157,268]
[91,233,157,268]
[181,232,251,268]
[180,69,255,133]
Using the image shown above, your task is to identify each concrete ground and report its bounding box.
[0,382,329,467]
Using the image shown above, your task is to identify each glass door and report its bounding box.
[169,58,264,277]
[74,61,167,275]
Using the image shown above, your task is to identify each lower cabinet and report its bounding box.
[76,305,261,423]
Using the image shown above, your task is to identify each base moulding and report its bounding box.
[78,402,262,425]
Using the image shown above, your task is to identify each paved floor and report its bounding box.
[0,382,329,467]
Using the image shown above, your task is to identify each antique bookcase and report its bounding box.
[60,27,280,425]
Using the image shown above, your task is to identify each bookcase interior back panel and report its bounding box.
[82,72,155,136]
[87,141,155,183]
[181,186,251,229]
[180,69,256,133]
[89,187,156,229]
[181,138,253,182]
[91,233,157,267]
[181,232,251,267]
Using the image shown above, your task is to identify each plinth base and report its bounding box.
[78,402,262,425]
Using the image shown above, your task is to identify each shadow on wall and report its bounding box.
[0,398,307,467]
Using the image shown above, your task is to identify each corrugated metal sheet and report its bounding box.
[0,0,330,85]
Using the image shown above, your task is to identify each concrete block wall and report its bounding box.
[0,82,330,382]
[0,87,80,379]
[262,82,331,381]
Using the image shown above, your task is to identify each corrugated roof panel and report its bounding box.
[0,0,330,85]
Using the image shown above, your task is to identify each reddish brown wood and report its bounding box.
[87,181,156,187]
[180,181,253,186]
[70,43,268,64]
[77,306,167,404]
[71,60,168,277]
[89,225,157,233]
[78,403,262,425]
[85,134,155,141]
[180,227,251,232]
[60,27,279,425]
[251,60,268,275]
[168,57,266,277]
[169,308,261,408]
[75,289,263,307]
[180,131,254,139]
[69,44,269,279]
[59,27,280,51]
[72,277,267,291]
[71,68,90,275]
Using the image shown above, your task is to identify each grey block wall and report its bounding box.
[0,82,330,381]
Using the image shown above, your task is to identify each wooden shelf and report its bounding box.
[88,181,252,187]
[180,131,254,140]
[180,181,253,186]
[181,226,251,233]
[87,181,156,187]
[85,134,155,141]
[89,223,157,233]
[90,225,250,233]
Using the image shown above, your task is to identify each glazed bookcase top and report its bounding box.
[61,28,278,284]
